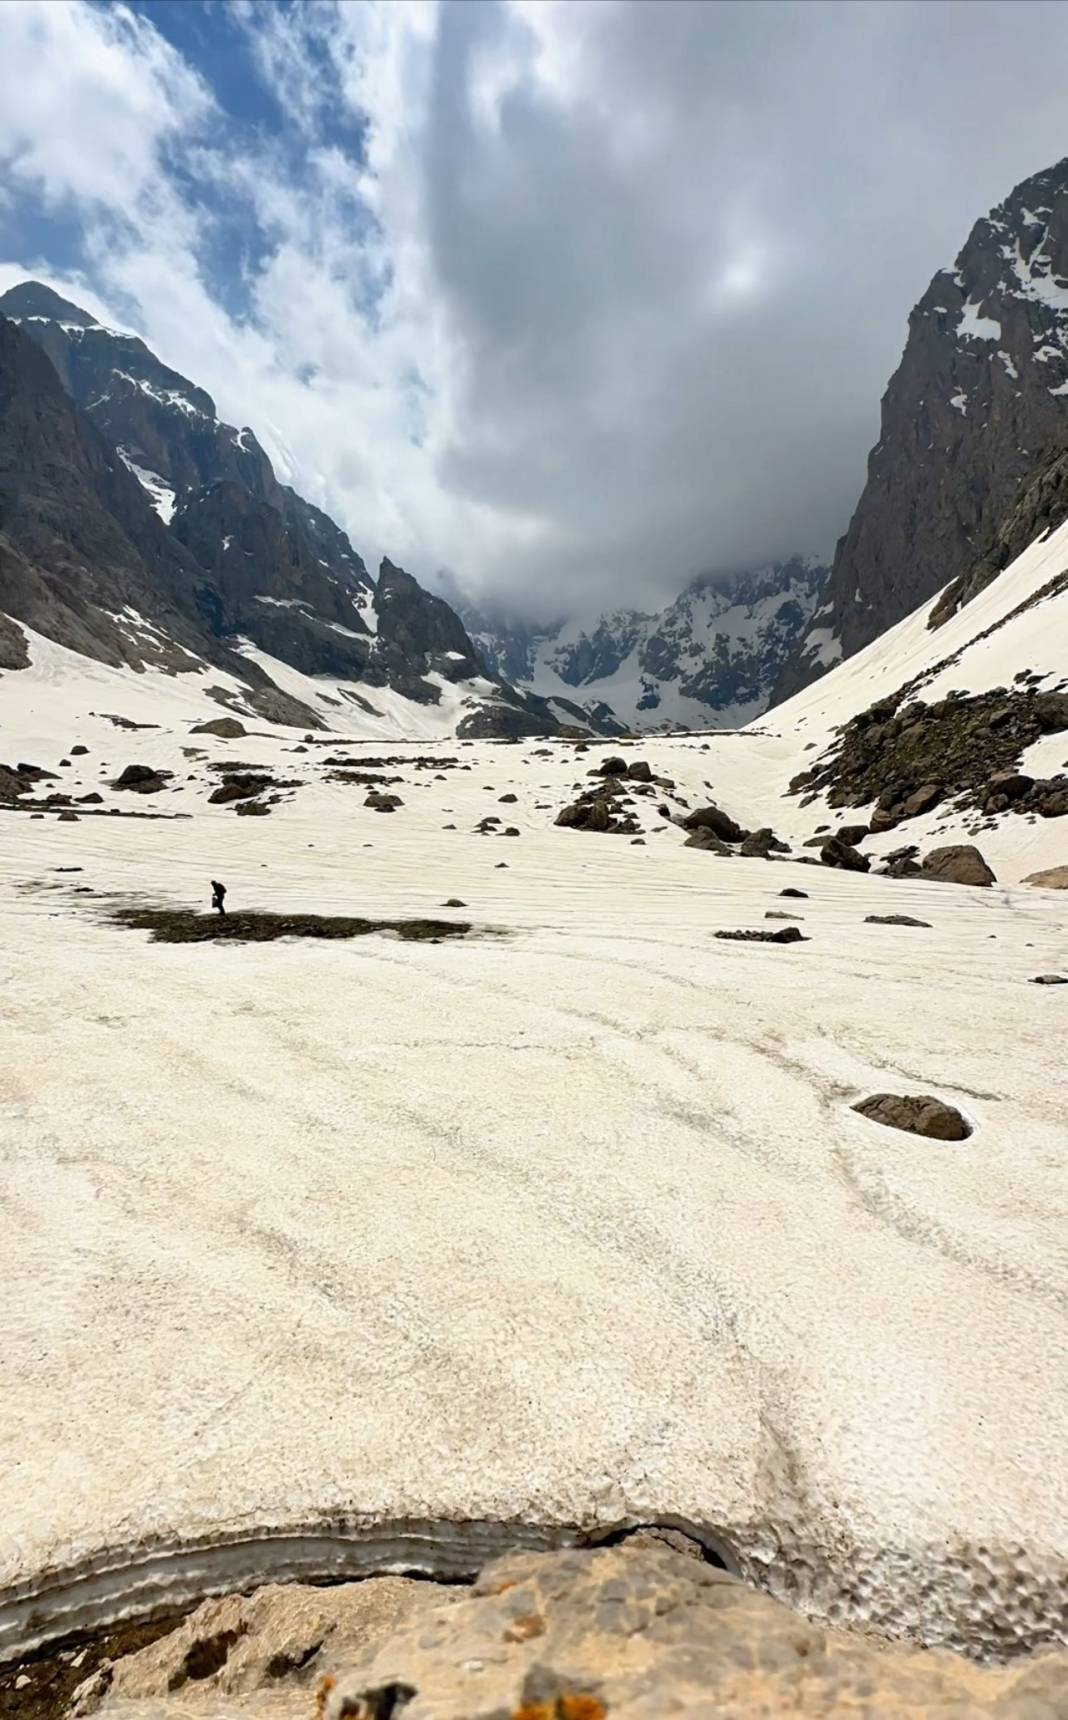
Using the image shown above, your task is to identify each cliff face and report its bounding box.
[0,283,592,733]
[776,157,1068,700]
[0,315,222,672]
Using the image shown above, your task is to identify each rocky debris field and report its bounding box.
[789,684,1068,835]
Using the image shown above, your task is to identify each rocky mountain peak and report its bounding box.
[0,286,596,736]
[467,556,825,732]
[775,156,1068,702]
[0,279,101,327]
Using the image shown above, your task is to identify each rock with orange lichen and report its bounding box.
[75,1543,1068,1720]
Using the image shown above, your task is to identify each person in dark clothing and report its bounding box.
[211,879,227,915]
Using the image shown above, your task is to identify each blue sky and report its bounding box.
[4,0,1068,615]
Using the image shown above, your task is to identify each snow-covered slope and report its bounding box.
[2,567,1067,1665]
[698,517,1068,885]
[467,558,826,733]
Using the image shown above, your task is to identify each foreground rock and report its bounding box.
[73,1543,1068,1720]
[853,1093,971,1141]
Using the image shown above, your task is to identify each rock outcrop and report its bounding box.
[789,686,1068,832]
[65,1543,1068,1720]
[777,156,1068,698]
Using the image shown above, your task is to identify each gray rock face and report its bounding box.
[69,1544,1068,1720]
[777,156,1068,700]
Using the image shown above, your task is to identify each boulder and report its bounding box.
[191,717,248,739]
[1023,864,1068,888]
[592,755,628,777]
[209,774,273,805]
[985,770,1032,803]
[780,886,808,898]
[682,804,748,844]
[899,782,943,818]
[820,835,871,872]
[739,827,789,858]
[868,805,899,833]
[1032,974,1068,985]
[626,760,653,781]
[864,914,931,927]
[836,823,869,846]
[70,744,89,756]
[113,764,172,793]
[1031,780,1068,818]
[365,791,403,812]
[556,798,613,832]
[921,844,995,887]
[852,1093,970,1140]
[684,827,732,855]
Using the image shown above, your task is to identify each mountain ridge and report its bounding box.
[463,557,826,733]
[776,156,1068,701]
[0,281,601,737]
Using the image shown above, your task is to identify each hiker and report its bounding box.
[211,879,227,915]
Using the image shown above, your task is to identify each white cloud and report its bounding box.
[5,0,1068,618]
[0,0,210,211]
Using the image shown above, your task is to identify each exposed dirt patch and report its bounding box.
[110,909,474,944]
[0,1611,189,1720]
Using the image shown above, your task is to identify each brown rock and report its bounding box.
[682,804,748,844]
[852,1093,970,1141]
[113,765,172,794]
[900,782,943,819]
[836,823,869,846]
[820,835,871,872]
[191,717,248,740]
[921,844,996,886]
[1023,864,1068,888]
[683,826,732,855]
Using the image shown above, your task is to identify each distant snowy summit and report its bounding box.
[778,155,1068,701]
[461,557,826,733]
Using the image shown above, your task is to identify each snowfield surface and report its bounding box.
[1,530,1067,1664]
